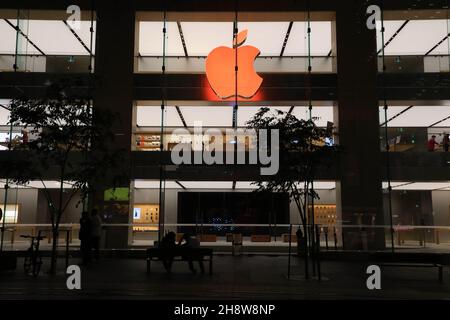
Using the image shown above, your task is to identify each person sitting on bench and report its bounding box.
[159,232,176,273]
[178,233,205,274]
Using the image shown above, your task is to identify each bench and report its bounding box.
[370,252,444,283]
[146,247,213,275]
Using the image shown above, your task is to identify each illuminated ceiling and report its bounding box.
[135,180,450,190]
[0,19,95,55]
[380,106,450,127]
[379,20,449,55]
[136,105,334,128]
[1,18,448,57]
[134,180,337,190]
[138,21,333,56]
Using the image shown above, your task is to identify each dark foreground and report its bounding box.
[0,255,449,300]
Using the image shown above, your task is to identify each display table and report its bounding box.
[251,235,271,242]
[282,234,298,243]
[198,234,217,242]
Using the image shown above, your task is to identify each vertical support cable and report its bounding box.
[89,0,95,74]
[232,1,239,182]
[13,9,19,71]
[233,1,238,129]
[380,2,395,253]
[84,0,95,213]
[1,9,21,251]
[0,119,13,252]
[158,10,167,243]
[306,1,317,278]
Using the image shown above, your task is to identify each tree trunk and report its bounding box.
[302,222,309,279]
[50,227,58,274]
[50,173,65,274]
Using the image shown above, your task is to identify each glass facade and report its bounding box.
[0,9,96,73]
[0,4,449,253]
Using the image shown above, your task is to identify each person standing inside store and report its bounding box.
[79,211,92,265]
[427,135,440,152]
[90,209,102,260]
[296,227,306,257]
[443,133,449,153]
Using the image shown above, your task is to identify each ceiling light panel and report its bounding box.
[0,108,9,125]
[376,20,408,53]
[0,20,17,54]
[134,180,181,189]
[27,20,89,55]
[379,106,410,124]
[139,21,184,56]
[283,21,332,56]
[237,106,291,127]
[383,20,449,55]
[179,22,233,56]
[76,21,97,54]
[180,106,233,127]
[393,182,450,190]
[382,181,411,188]
[291,106,334,126]
[181,181,233,189]
[237,22,290,56]
[136,106,184,127]
[387,106,450,127]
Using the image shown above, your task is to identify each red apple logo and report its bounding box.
[205,29,263,99]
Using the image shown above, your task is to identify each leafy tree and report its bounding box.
[5,80,125,273]
[247,107,338,278]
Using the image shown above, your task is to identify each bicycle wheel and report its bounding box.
[23,249,32,274]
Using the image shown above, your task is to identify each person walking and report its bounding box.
[79,211,92,265]
[90,209,102,260]
[427,135,439,152]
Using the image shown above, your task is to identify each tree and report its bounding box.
[246,107,338,278]
[5,79,125,273]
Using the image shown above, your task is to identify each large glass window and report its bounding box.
[379,105,450,152]
[134,104,334,151]
[136,18,333,73]
[0,10,96,73]
[377,18,450,73]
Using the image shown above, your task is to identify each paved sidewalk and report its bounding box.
[0,255,449,299]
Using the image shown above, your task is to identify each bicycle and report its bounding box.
[20,231,45,277]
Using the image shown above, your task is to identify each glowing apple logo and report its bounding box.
[205,29,263,100]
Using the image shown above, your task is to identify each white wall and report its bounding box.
[432,191,450,226]
[0,188,82,224]
[432,190,450,242]
[0,188,38,223]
